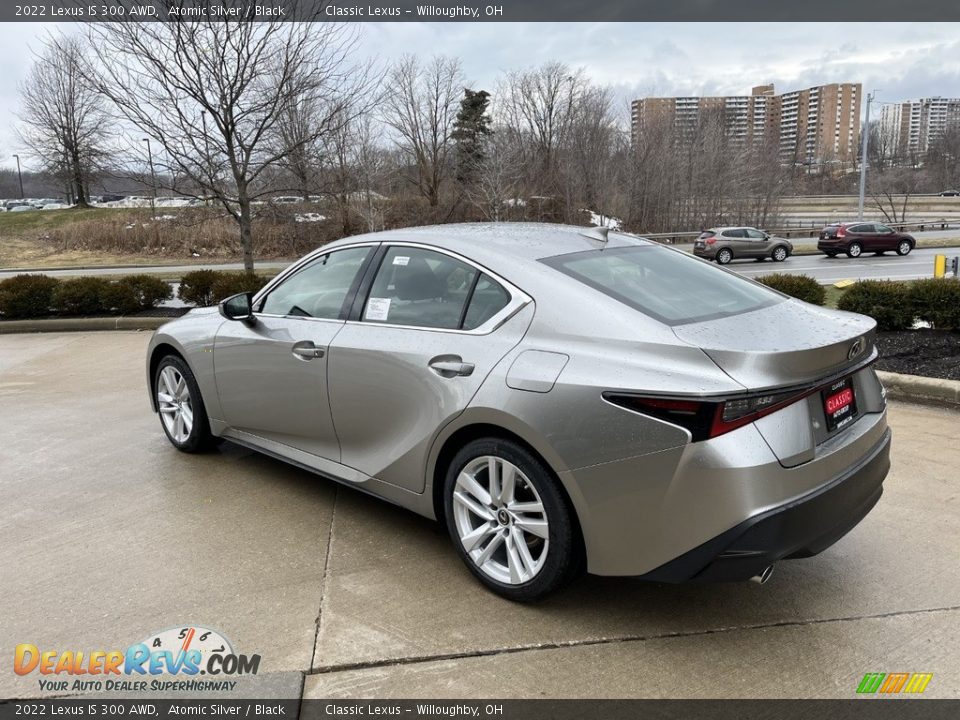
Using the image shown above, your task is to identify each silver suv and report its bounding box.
[694,227,793,265]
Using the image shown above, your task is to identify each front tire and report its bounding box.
[772,246,789,262]
[847,242,863,258]
[444,438,581,602]
[155,355,215,453]
[716,248,733,265]
[897,240,913,256]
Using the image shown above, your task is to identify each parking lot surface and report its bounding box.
[1,331,958,699]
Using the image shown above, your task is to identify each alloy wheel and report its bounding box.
[157,365,194,444]
[898,241,912,255]
[773,247,787,262]
[452,455,549,585]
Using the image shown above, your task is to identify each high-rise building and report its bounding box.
[880,97,960,157]
[631,83,862,163]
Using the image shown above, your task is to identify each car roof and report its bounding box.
[708,226,757,232]
[322,222,651,262]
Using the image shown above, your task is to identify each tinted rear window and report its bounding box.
[698,231,715,239]
[542,245,783,325]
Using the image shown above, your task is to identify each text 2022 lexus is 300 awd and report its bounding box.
[147,223,890,601]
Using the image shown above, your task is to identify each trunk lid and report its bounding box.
[672,299,876,391]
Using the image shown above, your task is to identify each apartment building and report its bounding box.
[880,97,960,157]
[631,83,862,163]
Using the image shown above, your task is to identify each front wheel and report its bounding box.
[897,240,913,256]
[155,355,215,452]
[444,438,582,602]
[716,248,733,265]
[771,246,789,262]
[847,242,863,258]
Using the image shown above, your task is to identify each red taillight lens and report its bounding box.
[604,389,809,442]
[705,238,716,245]
[837,225,846,238]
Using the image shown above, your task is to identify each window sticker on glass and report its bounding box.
[366,297,391,321]
[392,256,410,266]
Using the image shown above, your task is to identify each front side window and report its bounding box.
[745,229,767,239]
[876,224,893,234]
[363,247,481,329]
[260,246,371,319]
[542,245,783,325]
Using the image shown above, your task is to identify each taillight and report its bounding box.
[837,225,846,238]
[604,389,809,442]
[705,238,716,245]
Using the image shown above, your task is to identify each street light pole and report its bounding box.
[12,154,24,199]
[857,90,876,222]
[142,137,157,218]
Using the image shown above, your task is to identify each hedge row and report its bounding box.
[838,279,960,330]
[178,270,270,306]
[0,274,171,319]
[756,274,826,306]
[756,273,960,330]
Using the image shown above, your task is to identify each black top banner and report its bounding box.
[5,0,960,22]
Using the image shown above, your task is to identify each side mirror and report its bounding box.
[219,292,255,323]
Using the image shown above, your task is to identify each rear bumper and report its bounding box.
[817,240,844,251]
[693,247,716,259]
[641,427,891,582]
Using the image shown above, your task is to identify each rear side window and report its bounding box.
[722,229,746,238]
[363,246,478,329]
[542,245,783,326]
[850,224,873,233]
[462,274,510,330]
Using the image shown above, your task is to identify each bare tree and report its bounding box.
[383,55,464,210]
[465,132,522,221]
[84,11,372,270]
[18,34,108,207]
[870,167,921,223]
[499,63,587,198]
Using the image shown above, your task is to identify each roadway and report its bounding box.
[718,245,959,284]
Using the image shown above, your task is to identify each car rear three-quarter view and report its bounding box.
[146,223,890,601]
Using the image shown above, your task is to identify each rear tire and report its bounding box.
[771,246,788,262]
[444,438,582,602]
[825,252,838,258]
[154,355,216,453]
[846,242,863,258]
[716,248,733,265]
[897,240,913,256]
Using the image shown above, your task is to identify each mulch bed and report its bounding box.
[875,330,960,381]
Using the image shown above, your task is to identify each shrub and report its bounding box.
[117,274,172,310]
[51,277,111,316]
[178,269,219,306]
[210,272,270,304]
[837,280,914,331]
[908,278,960,329]
[756,273,826,306]
[0,274,59,319]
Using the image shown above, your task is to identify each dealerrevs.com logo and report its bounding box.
[14,625,261,693]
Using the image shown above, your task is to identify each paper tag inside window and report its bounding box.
[366,297,391,321]
[392,256,410,266]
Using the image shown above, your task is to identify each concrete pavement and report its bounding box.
[1,332,958,700]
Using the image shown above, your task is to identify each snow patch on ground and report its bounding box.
[583,209,623,230]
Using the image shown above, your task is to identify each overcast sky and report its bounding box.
[2,21,959,170]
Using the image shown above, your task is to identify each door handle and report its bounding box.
[429,356,475,378]
[292,341,325,361]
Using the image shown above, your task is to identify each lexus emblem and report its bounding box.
[848,338,866,360]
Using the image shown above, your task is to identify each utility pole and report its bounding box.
[12,154,24,199]
[142,137,157,218]
[857,90,876,221]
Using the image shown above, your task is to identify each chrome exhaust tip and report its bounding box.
[749,565,775,585]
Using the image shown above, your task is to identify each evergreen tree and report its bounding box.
[452,89,493,187]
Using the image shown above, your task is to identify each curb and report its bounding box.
[877,370,960,409]
[0,316,171,334]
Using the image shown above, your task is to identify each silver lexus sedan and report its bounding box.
[147,223,890,601]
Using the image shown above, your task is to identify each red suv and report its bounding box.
[818,222,915,258]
